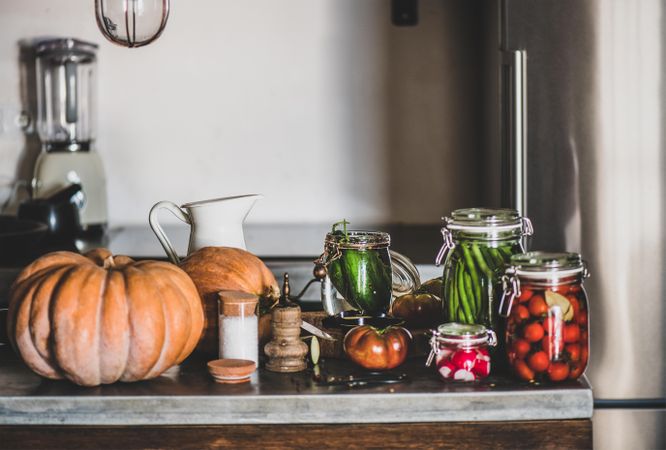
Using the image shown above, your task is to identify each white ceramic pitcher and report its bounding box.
[149,194,262,264]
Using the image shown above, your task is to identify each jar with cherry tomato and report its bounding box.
[426,322,497,382]
[500,252,590,383]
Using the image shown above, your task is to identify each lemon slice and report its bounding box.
[545,291,573,321]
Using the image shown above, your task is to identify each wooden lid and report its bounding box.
[207,359,256,383]
[218,290,258,317]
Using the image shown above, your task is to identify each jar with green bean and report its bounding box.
[435,208,533,332]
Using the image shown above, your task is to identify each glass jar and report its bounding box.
[435,208,533,331]
[427,322,497,382]
[500,252,590,382]
[318,230,394,315]
[218,290,259,365]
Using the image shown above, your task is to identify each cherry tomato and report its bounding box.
[581,345,589,364]
[513,339,531,358]
[569,284,582,294]
[547,362,570,381]
[518,288,534,303]
[580,330,588,342]
[566,344,581,362]
[528,295,548,317]
[524,322,545,342]
[548,285,569,294]
[528,351,550,372]
[513,359,535,381]
[512,305,530,322]
[569,363,584,380]
[577,311,588,327]
[542,335,563,360]
[563,324,581,343]
[543,315,563,336]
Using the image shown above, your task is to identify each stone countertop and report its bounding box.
[0,347,593,426]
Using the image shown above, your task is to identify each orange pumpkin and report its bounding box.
[7,248,204,387]
[179,246,280,356]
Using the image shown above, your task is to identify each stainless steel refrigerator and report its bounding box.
[492,0,666,448]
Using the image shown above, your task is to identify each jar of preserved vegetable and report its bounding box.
[500,252,590,383]
[435,208,533,331]
[426,322,497,382]
[316,221,420,317]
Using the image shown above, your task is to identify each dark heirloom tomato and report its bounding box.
[343,325,411,370]
[391,293,442,328]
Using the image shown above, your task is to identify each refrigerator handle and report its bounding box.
[501,49,527,216]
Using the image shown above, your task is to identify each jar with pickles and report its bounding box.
[500,252,590,382]
[435,208,533,332]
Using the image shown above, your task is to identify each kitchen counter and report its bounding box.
[0,347,592,426]
[0,345,593,449]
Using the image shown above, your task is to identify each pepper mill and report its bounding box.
[264,273,308,373]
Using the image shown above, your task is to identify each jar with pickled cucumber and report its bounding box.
[435,208,533,332]
[500,252,590,383]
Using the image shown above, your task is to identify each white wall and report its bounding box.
[0,0,485,225]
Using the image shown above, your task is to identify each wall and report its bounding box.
[0,0,487,225]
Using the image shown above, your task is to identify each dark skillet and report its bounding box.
[0,215,48,265]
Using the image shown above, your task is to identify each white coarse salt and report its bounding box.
[219,315,258,365]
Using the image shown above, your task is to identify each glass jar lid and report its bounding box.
[325,230,390,250]
[508,251,587,278]
[446,208,525,232]
[434,322,497,346]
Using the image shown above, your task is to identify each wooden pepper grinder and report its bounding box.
[264,273,308,373]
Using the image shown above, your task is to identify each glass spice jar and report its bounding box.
[218,290,259,365]
[435,208,533,331]
[500,252,590,383]
[427,323,497,382]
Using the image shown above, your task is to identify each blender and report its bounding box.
[32,38,107,234]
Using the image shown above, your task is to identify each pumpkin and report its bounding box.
[391,292,443,328]
[179,246,280,356]
[7,248,204,387]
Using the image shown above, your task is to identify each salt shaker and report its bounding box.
[218,290,259,365]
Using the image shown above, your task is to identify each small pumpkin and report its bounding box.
[343,325,411,370]
[7,248,204,387]
[179,246,280,356]
[391,292,442,328]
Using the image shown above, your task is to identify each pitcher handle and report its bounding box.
[390,250,421,298]
[149,200,190,264]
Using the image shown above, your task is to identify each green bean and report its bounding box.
[447,268,457,321]
[486,247,505,271]
[457,261,474,323]
[463,270,477,318]
[497,245,514,259]
[461,244,482,308]
[471,243,493,278]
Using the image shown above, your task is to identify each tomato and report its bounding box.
[548,285,570,294]
[513,359,535,381]
[566,344,581,362]
[580,330,588,342]
[581,345,589,364]
[568,284,582,294]
[391,293,442,328]
[577,310,588,327]
[513,339,531,358]
[528,351,550,372]
[569,363,584,380]
[563,324,580,343]
[528,295,548,317]
[547,362,570,381]
[517,288,534,303]
[512,305,530,322]
[523,322,545,342]
[343,325,411,370]
[542,334,563,360]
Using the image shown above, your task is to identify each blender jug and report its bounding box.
[32,38,108,232]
